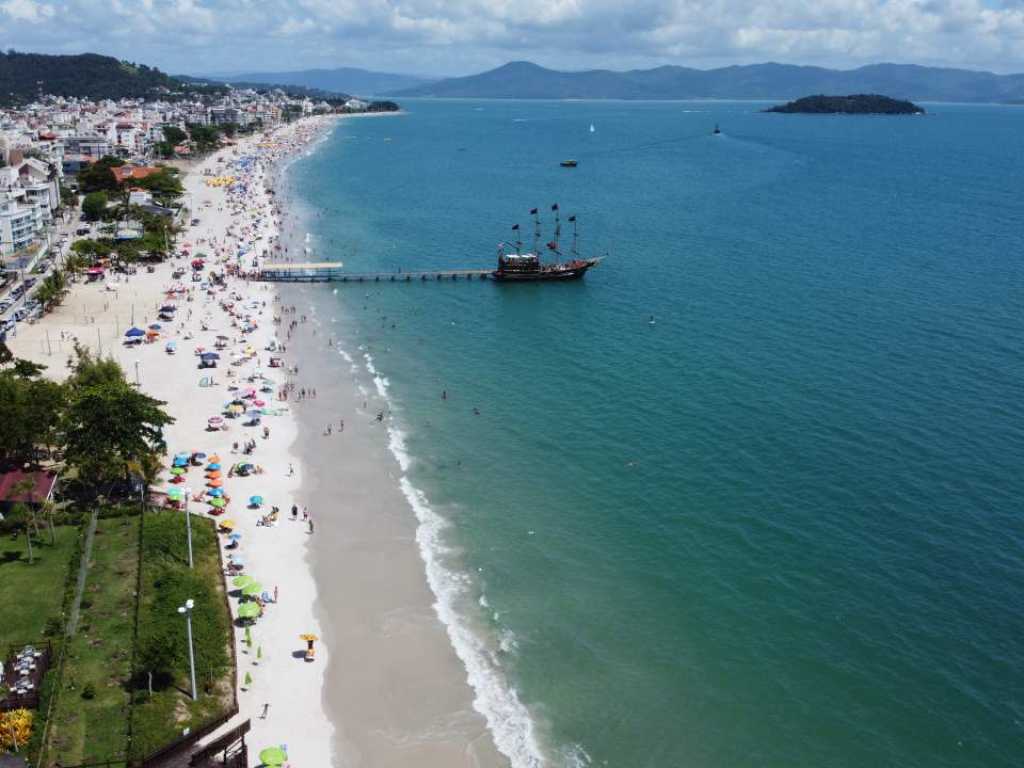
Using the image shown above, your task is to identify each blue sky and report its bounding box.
[2,0,1023,76]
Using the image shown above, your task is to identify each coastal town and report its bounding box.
[0,88,408,767]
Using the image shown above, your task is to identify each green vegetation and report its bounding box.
[77,157,123,194]
[45,513,139,767]
[764,94,925,114]
[81,191,108,221]
[0,524,80,647]
[0,347,174,493]
[0,50,226,106]
[130,509,232,761]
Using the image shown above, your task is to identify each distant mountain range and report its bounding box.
[199,67,432,97]
[0,51,223,105]
[389,60,1024,103]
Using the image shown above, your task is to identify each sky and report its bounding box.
[1,0,1024,76]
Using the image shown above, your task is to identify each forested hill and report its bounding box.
[0,51,221,105]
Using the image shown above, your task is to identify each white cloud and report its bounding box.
[0,0,55,23]
[2,0,1024,75]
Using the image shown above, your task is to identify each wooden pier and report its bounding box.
[256,262,493,283]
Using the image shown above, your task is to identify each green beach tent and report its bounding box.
[259,746,286,766]
[238,602,260,619]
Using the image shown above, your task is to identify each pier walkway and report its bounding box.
[256,262,493,283]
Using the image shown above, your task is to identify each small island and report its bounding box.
[764,94,925,115]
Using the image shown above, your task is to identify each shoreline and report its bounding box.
[9,111,511,768]
[272,123,509,766]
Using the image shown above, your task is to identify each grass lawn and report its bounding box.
[44,513,139,767]
[129,509,234,762]
[0,524,80,648]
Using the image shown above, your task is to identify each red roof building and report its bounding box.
[112,165,160,184]
[0,470,58,506]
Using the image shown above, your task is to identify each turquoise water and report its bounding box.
[290,101,1024,767]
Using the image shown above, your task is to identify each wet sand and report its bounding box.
[280,279,507,768]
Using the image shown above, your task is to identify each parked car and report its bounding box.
[13,308,30,322]
[191,218,201,226]
[23,277,36,288]
[76,226,90,236]
[0,300,12,313]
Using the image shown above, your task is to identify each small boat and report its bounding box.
[560,159,578,168]
[589,124,595,133]
[713,124,721,135]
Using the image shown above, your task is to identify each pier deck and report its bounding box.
[256,262,492,283]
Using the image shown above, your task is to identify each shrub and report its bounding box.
[0,709,33,750]
[81,682,96,700]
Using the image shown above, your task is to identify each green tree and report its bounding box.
[161,125,187,145]
[81,191,108,221]
[63,352,173,486]
[77,157,121,193]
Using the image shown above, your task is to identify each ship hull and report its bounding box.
[492,260,598,282]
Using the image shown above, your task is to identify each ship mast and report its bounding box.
[530,207,540,255]
[568,214,577,256]
[551,203,560,254]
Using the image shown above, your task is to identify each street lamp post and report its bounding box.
[184,495,194,569]
[178,598,198,701]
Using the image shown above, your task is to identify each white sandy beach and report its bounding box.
[9,113,507,768]
[9,118,336,767]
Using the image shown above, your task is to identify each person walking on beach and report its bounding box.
[288,463,294,476]
[291,504,298,521]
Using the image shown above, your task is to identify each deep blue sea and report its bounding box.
[289,100,1024,768]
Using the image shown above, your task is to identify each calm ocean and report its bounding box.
[287,100,1024,767]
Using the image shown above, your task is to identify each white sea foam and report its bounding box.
[373,375,390,398]
[386,426,411,472]
[338,349,353,364]
[397,477,547,768]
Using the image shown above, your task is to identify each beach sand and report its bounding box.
[9,115,506,768]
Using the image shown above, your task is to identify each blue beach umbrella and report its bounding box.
[207,462,222,471]
[208,488,224,497]
[124,327,145,337]
[249,495,263,507]
[172,457,189,468]
[148,323,162,330]
[228,532,242,541]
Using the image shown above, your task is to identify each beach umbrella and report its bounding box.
[166,487,185,499]
[148,323,162,330]
[209,454,221,463]
[249,495,263,507]
[210,498,227,509]
[228,532,242,541]
[241,582,262,596]
[207,488,224,497]
[207,470,222,479]
[232,574,254,588]
[219,519,235,529]
[299,634,319,642]
[258,749,286,765]
[238,602,260,620]
[124,327,146,337]
[208,478,223,488]
[169,467,186,476]
[192,452,207,463]
[201,352,220,360]
[207,462,222,471]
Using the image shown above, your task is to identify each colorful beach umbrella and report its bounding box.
[258,746,286,766]
[207,470,222,478]
[210,498,227,509]
[207,462,222,471]
[208,478,223,488]
[249,495,263,506]
[124,327,145,337]
[209,454,221,463]
[228,532,242,541]
[219,519,235,529]
[232,574,254,588]
[238,602,260,620]
[241,582,262,597]
[169,467,186,476]
[208,488,224,497]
